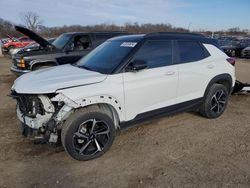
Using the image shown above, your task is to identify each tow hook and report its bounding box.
[232,80,250,94]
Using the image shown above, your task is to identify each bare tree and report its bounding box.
[21,11,43,31]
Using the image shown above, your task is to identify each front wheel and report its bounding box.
[199,84,229,118]
[230,50,236,57]
[61,107,116,161]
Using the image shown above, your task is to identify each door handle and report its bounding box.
[207,64,215,69]
[165,71,175,76]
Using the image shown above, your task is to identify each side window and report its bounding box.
[132,40,173,69]
[178,41,208,63]
[68,35,92,51]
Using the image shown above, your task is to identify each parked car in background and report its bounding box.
[1,37,13,45]
[217,36,238,41]
[219,39,250,57]
[241,46,250,58]
[1,36,33,53]
[11,32,235,160]
[9,38,56,58]
[11,26,127,75]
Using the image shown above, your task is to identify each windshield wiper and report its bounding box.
[77,65,94,71]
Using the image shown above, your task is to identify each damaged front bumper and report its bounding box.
[11,92,74,143]
[16,106,53,129]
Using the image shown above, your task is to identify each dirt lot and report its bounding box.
[0,57,250,188]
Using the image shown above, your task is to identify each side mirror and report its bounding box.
[126,60,147,72]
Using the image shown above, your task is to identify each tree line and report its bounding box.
[0,15,249,39]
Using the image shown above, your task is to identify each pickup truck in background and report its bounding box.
[11,26,127,75]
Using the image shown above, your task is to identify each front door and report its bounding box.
[122,40,179,121]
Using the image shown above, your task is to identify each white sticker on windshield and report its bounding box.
[120,42,137,47]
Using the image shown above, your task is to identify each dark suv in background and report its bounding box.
[11,26,127,75]
[218,38,250,57]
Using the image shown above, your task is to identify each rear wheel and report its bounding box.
[231,50,236,57]
[200,84,229,118]
[61,106,116,161]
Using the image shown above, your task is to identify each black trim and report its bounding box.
[120,98,203,129]
[204,74,233,96]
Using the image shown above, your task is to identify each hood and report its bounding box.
[15,26,54,49]
[12,64,107,94]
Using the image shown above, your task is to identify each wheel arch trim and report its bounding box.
[204,73,233,97]
[52,93,124,124]
[75,95,124,123]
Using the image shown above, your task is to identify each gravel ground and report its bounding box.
[0,57,250,188]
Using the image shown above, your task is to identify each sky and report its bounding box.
[0,0,249,31]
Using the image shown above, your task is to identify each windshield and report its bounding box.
[52,34,71,49]
[76,41,136,74]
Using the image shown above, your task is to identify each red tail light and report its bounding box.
[226,58,235,66]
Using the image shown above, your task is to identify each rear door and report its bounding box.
[176,40,212,103]
[122,40,179,120]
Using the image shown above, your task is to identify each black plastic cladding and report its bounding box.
[111,32,218,74]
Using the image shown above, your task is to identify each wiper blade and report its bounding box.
[75,64,93,71]
[82,65,93,71]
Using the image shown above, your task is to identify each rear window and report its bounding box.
[178,41,209,63]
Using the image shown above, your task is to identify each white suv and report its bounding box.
[11,33,235,160]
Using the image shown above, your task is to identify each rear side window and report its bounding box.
[178,41,208,63]
[132,40,173,69]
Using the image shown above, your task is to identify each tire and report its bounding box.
[61,106,116,161]
[231,50,236,57]
[7,46,15,54]
[8,46,15,51]
[199,84,229,118]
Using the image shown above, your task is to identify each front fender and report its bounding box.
[51,93,124,122]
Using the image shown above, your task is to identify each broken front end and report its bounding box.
[11,91,74,144]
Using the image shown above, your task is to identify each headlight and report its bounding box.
[17,58,26,68]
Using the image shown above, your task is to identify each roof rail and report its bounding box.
[146,32,204,37]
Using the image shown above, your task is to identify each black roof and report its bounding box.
[146,32,204,37]
[110,34,145,42]
[110,32,219,46]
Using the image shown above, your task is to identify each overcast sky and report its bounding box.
[0,0,249,31]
